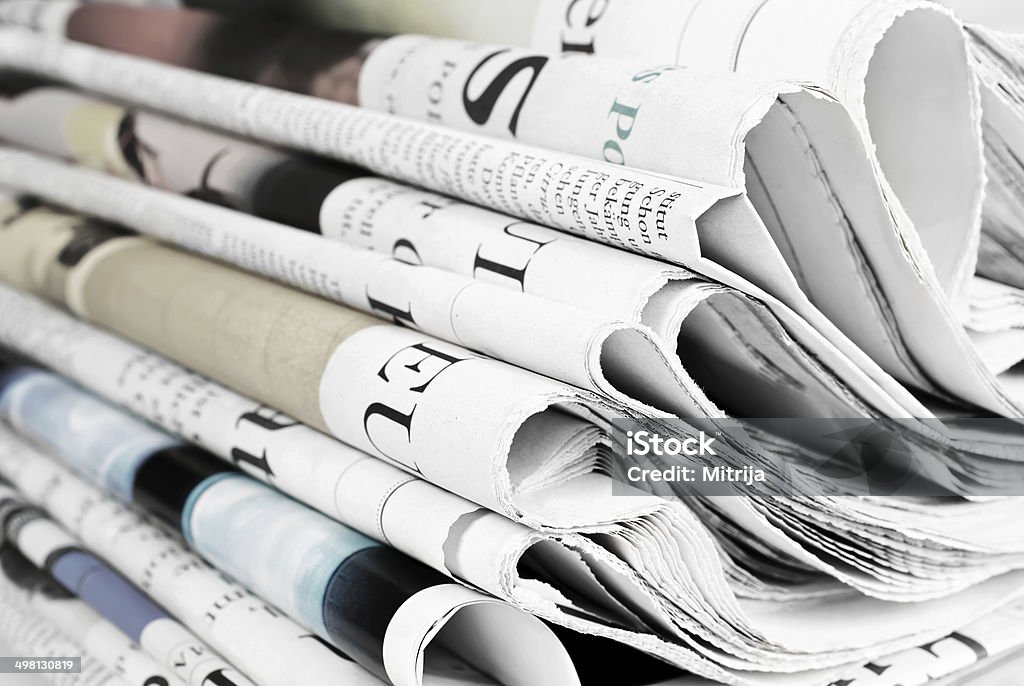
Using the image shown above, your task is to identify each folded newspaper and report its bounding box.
[0,366,589,686]
[103,0,980,312]
[2,44,1024,482]
[3,4,1014,410]
[0,86,932,424]
[0,483,210,686]
[2,22,1023,423]
[2,204,1024,683]
[0,0,1022,685]
[0,426,387,686]
[934,9,1024,313]
[0,545,131,686]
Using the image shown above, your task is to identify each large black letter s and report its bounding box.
[462,50,549,136]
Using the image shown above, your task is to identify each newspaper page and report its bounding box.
[0,561,129,686]
[152,0,983,314]
[6,159,1015,501]
[0,367,585,686]
[925,5,1024,380]
[0,26,813,322]
[2,6,1024,686]
[940,17,1024,292]
[0,424,750,686]
[0,23,923,420]
[0,284,648,628]
[0,144,720,423]
[0,196,997,539]
[967,277,1024,333]
[0,12,1019,532]
[0,426,390,686]
[0,6,906,394]
[3,123,1024,486]
[0,87,938,424]
[977,115,1024,289]
[0,197,1019,581]
[3,30,1023,421]
[2,393,1024,685]
[0,555,179,686]
[0,486,208,686]
[0,285,919,684]
[940,1,1024,32]
[823,597,1024,685]
[350,32,1009,409]
[659,596,1024,686]
[0,195,641,525]
[4,274,1024,682]
[5,0,1016,413]
[56,2,1013,418]
[524,0,984,313]
[0,523,174,686]
[0,145,931,428]
[0,287,756,682]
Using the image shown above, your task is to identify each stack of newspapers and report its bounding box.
[0,0,1023,684]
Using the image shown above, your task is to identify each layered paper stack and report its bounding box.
[0,1,1022,685]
